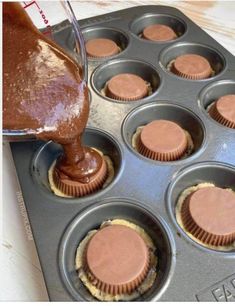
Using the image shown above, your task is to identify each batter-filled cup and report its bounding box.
[48,147,114,198]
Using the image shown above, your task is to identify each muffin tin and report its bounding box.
[10,5,235,301]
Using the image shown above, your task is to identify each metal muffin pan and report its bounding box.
[10,5,235,301]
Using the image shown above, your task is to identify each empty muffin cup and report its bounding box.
[208,94,235,129]
[136,120,189,161]
[143,24,177,42]
[171,54,212,80]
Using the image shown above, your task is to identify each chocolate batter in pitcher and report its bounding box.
[3,2,109,197]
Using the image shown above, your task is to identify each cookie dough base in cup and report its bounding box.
[75,219,157,301]
[176,182,235,251]
[48,148,114,198]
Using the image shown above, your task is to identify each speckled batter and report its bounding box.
[75,219,157,301]
[176,182,235,251]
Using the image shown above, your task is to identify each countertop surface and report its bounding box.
[2,0,235,301]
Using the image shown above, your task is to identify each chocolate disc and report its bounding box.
[106,73,148,101]
[171,54,212,80]
[138,120,188,161]
[181,187,235,246]
[85,38,119,58]
[143,24,177,41]
[85,224,150,295]
[209,94,235,129]
[52,147,108,197]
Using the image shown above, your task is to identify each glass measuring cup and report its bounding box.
[3,0,88,141]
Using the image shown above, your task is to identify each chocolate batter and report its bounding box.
[3,3,102,184]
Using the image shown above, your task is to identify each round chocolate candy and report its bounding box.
[209,94,235,129]
[171,54,212,80]
[181,186,235,246]
[106,73,149,101]
[85,38,119,58]
[52,147,108,197]
[143,24,177,41]
[137,120,188,161]
[85,224,150,295]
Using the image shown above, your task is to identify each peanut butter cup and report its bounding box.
[171,54,212,79]
[137,120,188,161]
[85,224,150,295]
[52,147,108,197]
[181,187,235,246]
[85,38,119,58]
[209,94,235,129]
[143,24,177,41]
[106,73,149,101]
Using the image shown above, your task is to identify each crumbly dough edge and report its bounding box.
[48,148,114,198]
[175,182,235,251]
[75,219,158,301]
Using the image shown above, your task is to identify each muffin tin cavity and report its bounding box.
[159,42,226,80]
[91,59,161,103]
[130,13,186,42]
[167,161,235,253]
[199,80,235,128]
[59,199,175,301]
[122,102,205,163]
[31,128,123,200]
[82,27,129,59]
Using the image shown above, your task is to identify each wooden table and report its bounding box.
[2,0,235,301]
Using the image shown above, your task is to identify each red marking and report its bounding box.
[23,1,52,38]
[23,1,40,10]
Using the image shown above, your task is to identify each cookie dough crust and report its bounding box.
[176,182,235,251]
[75,219,157,301]
[48,148,114,198]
